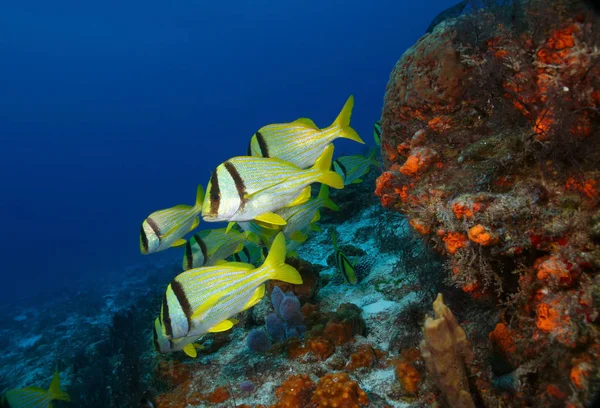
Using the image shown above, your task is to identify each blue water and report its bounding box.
[0,0,456,303]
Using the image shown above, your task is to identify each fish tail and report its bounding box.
[263,233,302,284]
[332,95,364,144]
[49,369,71,402]
[312,145,344,189]
[318,184,339,211]
[194,184,206,210]
[368,147,380,166]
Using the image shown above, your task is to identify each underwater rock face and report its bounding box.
[378,0,600,406]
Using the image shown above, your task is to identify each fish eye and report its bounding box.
[210,191,220,201]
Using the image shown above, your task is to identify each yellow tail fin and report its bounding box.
[312,145,344,190]
[263,233,302,284]
[317,184,339,211]
[195,184,206,209]
[332,95,364,144]
[48,369,71,402]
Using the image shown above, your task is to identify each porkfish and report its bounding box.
[159,233,301,357]
[332,228,357,285]
[333,149,380,186]
[247,95,364,169]
[201,144,343,227]
[140,185,205,254]
[182,227,258,270]
[1,369,70,408]
[373,120,381,146]
[276,184,338,243]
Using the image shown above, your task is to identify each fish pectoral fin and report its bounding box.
[285,187,311,208]
[172,204,193,210]
[310,211,321,223]
[254,212,287,227]
[292,117,319,129]
[208,319,235,333]
[310,223,321,232]
[183,343,198,358]
[189,217,200,232]
[171,239,187,247]
[226,222,236,233]
[352,179,363,184]
[241,285,266,312]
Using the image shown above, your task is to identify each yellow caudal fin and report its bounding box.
[332,95,364,144]
[263,233,302,284]
[48,369,71,402]
[195,184,206,209]
[183,343,198,358]
[317,184,339,211]
[312,145,344,190]
[286,186,311,208]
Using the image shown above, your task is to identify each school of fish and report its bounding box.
[137,97,383,358]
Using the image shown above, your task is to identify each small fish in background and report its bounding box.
[276,184,339,243]
[201,144,343,227]
[227,241,268,266]
[1,369,70,408]
[235,221,280,246]
[140,185,205,254]
[333,149,380,186]
[159,233,302,357]
[182,227,259,270]
[247,95,364,169]
[152,316,206,358]
[332,228,357,285]
[373,120,382,146]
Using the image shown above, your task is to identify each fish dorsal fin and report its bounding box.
[189,217,200,232]
[183,343,198,358]
[285,186,311,208]
[208,319,235,333]
[254,212,287,227]
[195,184,205,208]
[311,210,321,223]
[172,204,193,211]
[292,117,319,129]
[171,238,187,247]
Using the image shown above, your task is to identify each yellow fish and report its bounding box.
[333,149,380,185]
[140,185,204,254]
[201,144,343,227]
[182,227,258,270]
[1,369,70,408]
[159,232,301,356]
[248,95,364,169]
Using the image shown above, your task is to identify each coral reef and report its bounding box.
[376,1,600,405]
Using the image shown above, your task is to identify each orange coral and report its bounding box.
[323,322,354,346]
[395,359,421,395]
[311,373,369,408]
[468,224,498,246]
[207,387,230,404]
[565,177,598,199]
[536,303,562,332]
[399,147,438,177]
[533,109,554,141]
[272,374,316,408]
[442,232,467,254]
[346,345,384,370]
[409,218,431,235]
[489,323,517,355]
[570,362,591,390]
[306,337,335,361]
[536,256,571,285]
[375,172,394,197]
[452,202,482,219]
[428,116,452,133]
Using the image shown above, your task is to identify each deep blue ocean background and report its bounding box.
[0,0,456,304]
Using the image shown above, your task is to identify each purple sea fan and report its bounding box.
[246,328,271,353]
[266,312,285,342]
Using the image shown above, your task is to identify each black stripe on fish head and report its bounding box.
[374,122,381,136]
[146,217,162,238]
[333,159,347,178]
[196,234,208,266]
[140,225,149,254]
[247,137,253,156]
[209,169,221,215]
[224,161,247,209]
[255,131,269,157]
[242,246,251,261]
[262,246,269,258]
[233,253,241,262]
[184,241,193,270]
[171,280,193,333]
[162,293,173,338]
